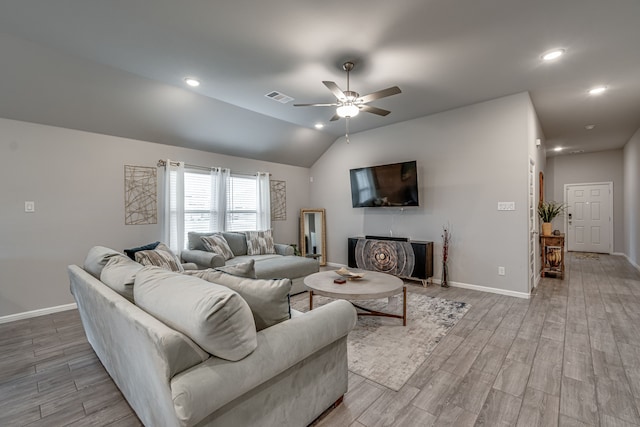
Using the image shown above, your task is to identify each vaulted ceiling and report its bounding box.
[1,1,639,167]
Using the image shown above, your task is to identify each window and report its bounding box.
[225,174,258,232]
[184,170,223,238]
[163,163,269,252]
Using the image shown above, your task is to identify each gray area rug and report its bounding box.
[291,291,470,391]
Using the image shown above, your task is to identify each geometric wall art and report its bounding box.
[124,165,157,225]
[270,179,286,221]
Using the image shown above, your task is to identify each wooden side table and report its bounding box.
[541,234,565,279]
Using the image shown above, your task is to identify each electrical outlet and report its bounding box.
[25,201,35,212]
[498,266,505,276]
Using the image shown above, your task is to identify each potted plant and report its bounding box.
[538,201,566,236]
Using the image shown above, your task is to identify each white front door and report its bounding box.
[565,183,612,253]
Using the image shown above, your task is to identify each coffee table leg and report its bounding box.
[309,290,314,310]
[403,286,407,326]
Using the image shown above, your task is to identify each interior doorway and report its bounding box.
[565,182,613,254]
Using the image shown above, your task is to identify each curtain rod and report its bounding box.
[157,160,270,176]
[157,159,211,171]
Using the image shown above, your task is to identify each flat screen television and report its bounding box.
[349,160,419,207]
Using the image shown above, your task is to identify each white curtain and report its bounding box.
[211,167,230,231]
[256,172,271,230]
[162,160,185,254]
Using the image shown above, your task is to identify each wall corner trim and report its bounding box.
[0,303,78,325]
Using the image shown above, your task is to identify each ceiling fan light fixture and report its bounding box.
[588,86,607,95]
[336,104,360,118]
[184,77,200,87]
[541,49,565,61]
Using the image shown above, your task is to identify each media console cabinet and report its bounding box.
[348,236,434,286]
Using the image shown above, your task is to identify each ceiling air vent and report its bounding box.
[265,91,294,104]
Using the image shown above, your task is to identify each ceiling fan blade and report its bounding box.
[329,113,341,122]
[360,105,391,116]
[323,81,346,101]
[359,86,402,103]
[293,103,339,107]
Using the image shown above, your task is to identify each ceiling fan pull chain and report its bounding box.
[345,117,350,143]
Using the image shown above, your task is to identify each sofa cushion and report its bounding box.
[134,267,257,361]
[84,246,123,279]
[221,232,248,256]
[185,269,291,331]
[245,230,276,255]
[99,255,143,302]
[200,234,235,260]
[215,259,257,279]
[135,243,184,272]
[252,255,319,280]
[187,231,211,251]
[124,241,160,260]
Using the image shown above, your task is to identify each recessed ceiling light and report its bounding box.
[184,78,200,87]
[314,123,324,129]
[541,49,565,61]
[585,124,596,130]
[554,147,563,152]
[588,86,607,95]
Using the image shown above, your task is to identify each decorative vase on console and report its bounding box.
[441,225,451,288]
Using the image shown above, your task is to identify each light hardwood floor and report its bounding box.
[2,253,640,426]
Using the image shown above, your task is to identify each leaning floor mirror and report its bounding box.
[300,208,327,266]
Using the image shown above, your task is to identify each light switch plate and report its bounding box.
[497,202,515,211]
[25,201,35,212]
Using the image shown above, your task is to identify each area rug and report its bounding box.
[576,253,600,259]
[291,291,470,391]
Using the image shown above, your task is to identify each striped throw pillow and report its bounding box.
[200,234,235,260]
[135,243,184,272]
[244,230,276,255]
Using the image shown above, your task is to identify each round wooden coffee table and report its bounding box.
[304,270,406,326]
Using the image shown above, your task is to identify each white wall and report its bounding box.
[0,118,310,317]
[545,149,624,253]
[624,127,640,266]
[310,93,536,296]
[528,99,547,289]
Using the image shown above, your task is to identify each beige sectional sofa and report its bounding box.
[69,246,356,427]
[181,231,319,294]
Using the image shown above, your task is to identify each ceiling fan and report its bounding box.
[294,61,401,121]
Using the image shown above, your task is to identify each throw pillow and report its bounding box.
[83,246,122,279]
[185,268,291,331]
[200,234,235,260]
[244,230,276,255]
[124,241,160,260]
[134,267,257,361]
[215,259,257,279]
[135,243,184,272]
[100,254,143,302]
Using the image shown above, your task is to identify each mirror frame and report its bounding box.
[300,208,327,266]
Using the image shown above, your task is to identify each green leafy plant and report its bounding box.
[538,201,566,223]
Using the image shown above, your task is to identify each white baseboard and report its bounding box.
[616,252,640,273]
[329,262,531,299]
[431,278,531,299]
[326,262,346,268]
[0,303,77,325]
